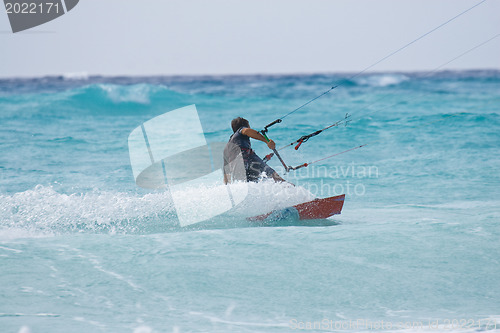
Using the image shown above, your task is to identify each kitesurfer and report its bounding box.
[223,117,286,184]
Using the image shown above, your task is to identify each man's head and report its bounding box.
[231,117,250,133]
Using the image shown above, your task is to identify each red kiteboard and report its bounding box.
[248,194,345,222]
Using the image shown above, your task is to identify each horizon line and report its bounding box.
[1,68,499,81]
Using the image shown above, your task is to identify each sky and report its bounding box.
[1,0,499,78]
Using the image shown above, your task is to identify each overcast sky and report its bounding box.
[1,0,499,78]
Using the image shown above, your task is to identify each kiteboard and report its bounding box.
[247,194,345,222]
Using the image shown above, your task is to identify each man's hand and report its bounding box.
[267,139,276,150]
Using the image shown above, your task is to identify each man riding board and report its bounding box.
[223,117,287,184]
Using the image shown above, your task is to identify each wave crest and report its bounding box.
[355,74,410,87]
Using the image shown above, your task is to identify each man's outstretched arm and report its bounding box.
[241,128,276,150]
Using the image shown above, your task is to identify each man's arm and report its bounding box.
[241,128,276,150]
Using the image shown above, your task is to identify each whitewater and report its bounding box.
[1,71,499,332]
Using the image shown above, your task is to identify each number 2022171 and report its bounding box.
[5,2,60,14]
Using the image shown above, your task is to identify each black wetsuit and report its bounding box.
[223,127,276,182]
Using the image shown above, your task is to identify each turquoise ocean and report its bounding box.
[1,71,499,332]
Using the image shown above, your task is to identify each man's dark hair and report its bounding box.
[231,117,249,133]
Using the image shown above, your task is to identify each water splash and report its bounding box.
[0,182,316,238]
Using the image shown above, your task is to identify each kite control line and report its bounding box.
[269,0,487,125]
[257,1,492,172]
[260,0,487,132]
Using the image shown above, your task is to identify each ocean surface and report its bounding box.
[1,71,499,333]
